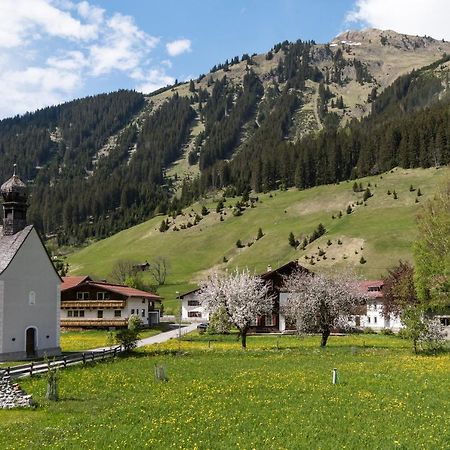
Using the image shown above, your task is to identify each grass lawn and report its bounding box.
[67,167,449,314]
[1,333,449,449]
[60,323,173,352]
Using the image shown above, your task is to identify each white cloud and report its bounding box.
[133,68,175,94]
[0,0,178,118]
[88,13,159,76]
[0,0,99,48]
[0,65,82,117]
[347,0,450,40]
[166,39,192,56]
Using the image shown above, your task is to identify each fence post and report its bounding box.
[30,362,33,377]
[6,367,10,376]
[103,349,105,360]
[92,352,95,362]
[63,356,67,368]
[82,353,86,365]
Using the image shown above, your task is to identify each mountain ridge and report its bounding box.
[1,28,450,244]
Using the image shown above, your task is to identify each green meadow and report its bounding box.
[1,333,449,449]
[67,167,449,313]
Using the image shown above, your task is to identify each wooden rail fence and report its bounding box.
[0,346,123,379]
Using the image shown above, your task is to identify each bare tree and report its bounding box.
[283,270,367,347]
[198,269,273,348]
[149,256,171,285]
[110,260,137,284]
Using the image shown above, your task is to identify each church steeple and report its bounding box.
[1,165,28,236]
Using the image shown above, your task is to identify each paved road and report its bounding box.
[136,323,197,347]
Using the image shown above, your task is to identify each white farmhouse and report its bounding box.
[0,172,61,360]
[181,288,209,322]
[61,276,162,328]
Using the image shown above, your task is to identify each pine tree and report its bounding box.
[363,188,372,202]
[256,228,264,240]
[288,232,297,247]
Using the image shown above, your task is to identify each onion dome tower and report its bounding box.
[1,165,28,236]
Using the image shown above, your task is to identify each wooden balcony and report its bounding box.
[61,300,126,309]
[60,319,128,328]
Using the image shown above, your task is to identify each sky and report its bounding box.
[1,0,450,119]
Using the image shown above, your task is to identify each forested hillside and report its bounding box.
[1,29,450,244]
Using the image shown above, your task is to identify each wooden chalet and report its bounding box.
[60,276,161,328]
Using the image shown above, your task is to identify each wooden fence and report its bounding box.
[0,346,123,379]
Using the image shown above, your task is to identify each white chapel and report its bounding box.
[0,170,61,360]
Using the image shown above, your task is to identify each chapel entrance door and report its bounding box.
[26,328,36,358]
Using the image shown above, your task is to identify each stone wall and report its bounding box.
[0,374,33,408]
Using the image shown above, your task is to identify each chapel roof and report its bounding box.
[1,174,27,195]
[0,225,34,275]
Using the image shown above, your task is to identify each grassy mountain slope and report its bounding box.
[67,166,449,312]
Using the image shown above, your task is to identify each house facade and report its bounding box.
[180,261,309,332]
[61,277,161,328]
[0,172,61,360]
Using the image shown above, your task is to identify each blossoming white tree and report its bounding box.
[282,270,367,347]
[198,269,273,348]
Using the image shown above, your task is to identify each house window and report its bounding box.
[131,309,135,314]
[367,317,371,323]
[114,310,122,318]
[72,310,85,318]
[77,292,89,300]
[188,311,201,318]
[440,317,450,327]
[265,314,275,326]
[29,291,36,306]
[97,310,103,319]
[67,310,73,317]
[142,309,145,318]
[374,317,377,324]
[188,300,201,306]
[97,292,110,300]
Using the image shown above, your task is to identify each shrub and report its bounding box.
[346,205,352,214]
[201,206,209,216]
[363,327,376,334]
[236,239,243,248]
[207,306,231,335]
[360,256,367,264]
[417,188,422,196]
[417,318,447,353]
[327,239,332,246]
[337,239,342,245]
[393,190,398,199]
[381,328,394,335]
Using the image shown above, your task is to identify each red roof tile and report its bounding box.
[87,281,161,300]
[356,280,384,298]
[61,276,91,291]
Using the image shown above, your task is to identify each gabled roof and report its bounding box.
[180,260,309,298]
[87,281,161,300]
[61,276,92,290]
[61,278,161,301]
[356,280,384,298]
[0,225,34,275]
